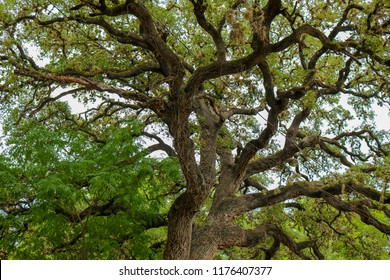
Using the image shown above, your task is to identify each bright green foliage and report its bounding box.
[0,115,181,259]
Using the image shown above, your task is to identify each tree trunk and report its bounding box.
[190,225,219,259]
[163,192,198,259]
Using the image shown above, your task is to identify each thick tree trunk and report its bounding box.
[189,225,219,259]
[163,192,199,259]
[163,99,219,259]
[189,179,246,259]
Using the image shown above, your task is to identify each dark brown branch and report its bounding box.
[226,179,390,217]
[230,60,288,185]
[184,52,265,95]
[63,114,106,144]
[14,68,149,103]
[27,88,86,118]
[223,105,265,119]
[106,63,162,79]
[85,101,141,125]
[263,0,282,28]
[277,86,306,99]
[15,44,43,71]
[122,1,184,77]
[71,16,152,50]
[270,25,329,52]
[261,239,280,259]
[142,131,177,158]
[285,108,311,149]
[269,24,356,65]
[323,196,390,234]
[76,0,135,17]
[328,4,364,40]
[218,223,323,260]
[190,0,226,61]
[243,178,268,192]
[284,202,305,210]
[246,135,320,177]
[319,141,353,167]
[266,224,324,260]
[5,14,150,50]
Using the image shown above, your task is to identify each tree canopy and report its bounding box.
[0,0,389,260]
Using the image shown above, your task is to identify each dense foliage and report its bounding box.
[0,116,181,259]
[0,0,389,259]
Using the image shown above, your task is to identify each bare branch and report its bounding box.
[142,131,177,158]
[27,87,86,118]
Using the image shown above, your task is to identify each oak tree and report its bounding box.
[1,0,389,259]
